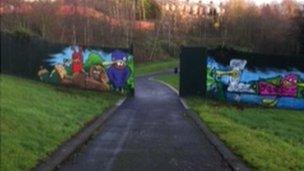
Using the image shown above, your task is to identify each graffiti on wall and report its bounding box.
[207,57,304,109]
[38,46,134,93]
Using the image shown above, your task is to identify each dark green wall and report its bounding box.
[1,32,132,79]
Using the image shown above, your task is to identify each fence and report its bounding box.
[1,32,134,94]
[180,46,304,110]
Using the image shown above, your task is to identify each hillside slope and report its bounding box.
[0,75,121,171]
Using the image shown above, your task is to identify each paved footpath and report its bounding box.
[58,75,230,171]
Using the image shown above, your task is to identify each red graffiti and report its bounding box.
[71,47,83,74]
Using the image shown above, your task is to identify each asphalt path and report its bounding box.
[58,75,230,171]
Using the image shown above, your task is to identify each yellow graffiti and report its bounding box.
[216,70,239,78]
[262,99,278,107]
[298,83,304,87]
[53,65,68,80]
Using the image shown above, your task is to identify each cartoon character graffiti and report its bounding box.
[107,50,131,92]
[206,56,304,109]
[90,65,108,83]
[38,65,50,82]
[258,74,298,97]
[86,64,110,91]
[71,47,84,74]
[50,59,70,79]
[38,46,134,93]
[280,74,298,97]
[215,59,255,93]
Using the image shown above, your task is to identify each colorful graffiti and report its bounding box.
[38,46,134,93]
[207,57,304,109]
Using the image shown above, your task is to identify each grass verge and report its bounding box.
[135,58,179,76]
[155,74,304,170]
[155,74,179,89]
[0,74,122,171]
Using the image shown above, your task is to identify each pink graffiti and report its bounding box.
[258,82,278,96]
[280,74,298,97]
[258,74,298,97]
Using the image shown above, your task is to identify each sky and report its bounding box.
[186,0,304,5]
[23,0,304,5]
[21,0,304,6]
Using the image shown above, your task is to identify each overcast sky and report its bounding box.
[22,0,304,5]
[185,0,304,5]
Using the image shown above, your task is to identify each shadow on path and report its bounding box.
[58,76,230,171]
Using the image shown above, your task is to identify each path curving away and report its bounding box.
[58,75,230,171]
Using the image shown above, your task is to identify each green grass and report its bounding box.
[0,75,122,171]
[135,58,179,76]
[155,74,304,171]
[156,74,179,89]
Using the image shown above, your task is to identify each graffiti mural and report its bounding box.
[38,46,134,93]
[207,57,304,109]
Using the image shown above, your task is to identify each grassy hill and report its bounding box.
[0,75,122,171]
[156,74,304,170]
[135,58,179,76]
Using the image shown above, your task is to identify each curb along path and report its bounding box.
[56,75,232,171]
[35,98,127,171]
[152,75,250,171]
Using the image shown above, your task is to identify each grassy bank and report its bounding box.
[156,74,179,89]
[135,58,179,76]
[155,74,304,170]
[0,75,122,171]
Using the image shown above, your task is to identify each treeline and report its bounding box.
[0,0,303,61]
[160,0,304,55]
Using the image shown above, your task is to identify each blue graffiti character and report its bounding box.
[107,50,130,92]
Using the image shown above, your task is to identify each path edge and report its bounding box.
[34,97,127,171]
[152,77,250,171]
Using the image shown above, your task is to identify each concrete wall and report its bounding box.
[180,47,304,110]
[38,46,134,93]
[206,56,304,109]
[1,32,134,94]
